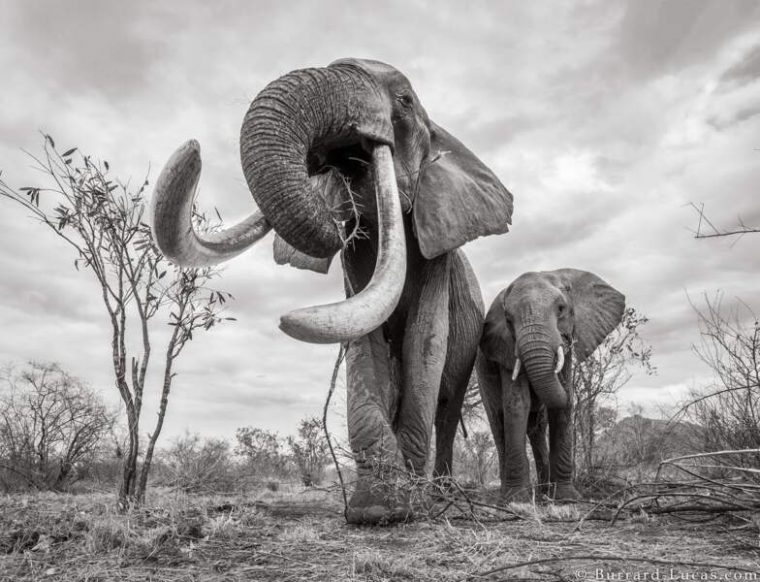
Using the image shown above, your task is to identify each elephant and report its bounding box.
[477,269,624,502]
[150,58,514,523]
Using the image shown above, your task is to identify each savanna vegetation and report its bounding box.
[0,140,757,580]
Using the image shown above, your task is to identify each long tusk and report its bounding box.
[511,358,521,382]
[279,144,406,343]
[554,345,565,374]
[151,140,272,267]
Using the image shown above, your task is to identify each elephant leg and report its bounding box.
[476,354,505,489]
[345,327,409,524]
[433,251,484,480]
[547,404,580,501]
[502,370,532,502]
[432,367,468,482]
[397,254,451,475]
[433,351,474,482]
[527,404,550,497]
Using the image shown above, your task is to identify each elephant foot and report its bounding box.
[501,484,533,504]
[553,482,581,502]
[345,479,414,525]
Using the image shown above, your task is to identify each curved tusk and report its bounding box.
[151,140,272,267]
[511,358,521,382]
[554,345,565,375]
[279,144,406,343]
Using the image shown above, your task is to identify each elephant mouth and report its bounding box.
[307,140,373,181]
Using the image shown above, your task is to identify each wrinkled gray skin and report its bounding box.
[152,59,513,523]
[477,269,624,502]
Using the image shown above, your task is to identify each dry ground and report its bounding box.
[0,486,758,581]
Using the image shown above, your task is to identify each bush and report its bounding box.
[0,362,115,492]
[158,432,236,493]
[681,295,760,480]
[288,417,331,487]
[234,427,295,481]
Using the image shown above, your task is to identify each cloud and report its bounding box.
[1,0,759,443]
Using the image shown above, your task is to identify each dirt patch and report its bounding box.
[0,489,757,581]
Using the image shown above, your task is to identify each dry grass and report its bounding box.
[0,486,757,581]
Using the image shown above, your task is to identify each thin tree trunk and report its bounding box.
[587,406,596,471]
[135,318,181,503]
[118,400,139,511]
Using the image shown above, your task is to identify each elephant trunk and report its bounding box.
[152,64,407,344]
[240,65,392,258]
[152,64,393,264]
[151,141,273,267]
[516,325,568,409]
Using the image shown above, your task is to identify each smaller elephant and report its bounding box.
[477,269,625,502]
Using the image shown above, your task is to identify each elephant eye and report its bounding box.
[395,93,413,108]
[557,304,567,316]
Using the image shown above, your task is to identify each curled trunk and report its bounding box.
[153,64,393,265]
[240,64,392,258]
[151,140,272,267]
[153,64,405,344]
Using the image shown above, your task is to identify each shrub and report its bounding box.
[0,362,115,492]
[234,427,294,481]
[159,432,236,493]
[288,417,330,487]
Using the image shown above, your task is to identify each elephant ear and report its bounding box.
[413,123,513,259]
[556,269,626,361]
[273,235,334,274]
[480,288,516,371]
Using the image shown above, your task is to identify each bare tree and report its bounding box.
[289,416,331,487]
[622,404,660,480]
[681,294,760,471]
[454,430,496,486]
[572,307,656,479]
[0,136,233,508]
[0,362,114,491]
[460,374,484,433]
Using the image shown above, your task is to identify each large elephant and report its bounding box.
[477,269,624,502]
[151,59,513,523]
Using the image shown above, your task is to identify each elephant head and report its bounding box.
[151,58,513,343]
[481,269,625,408]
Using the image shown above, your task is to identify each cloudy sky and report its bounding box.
[0,1,758,443]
